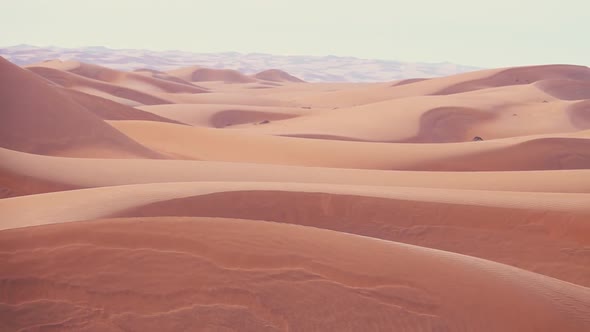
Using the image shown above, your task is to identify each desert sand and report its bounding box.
[1,56,590,331]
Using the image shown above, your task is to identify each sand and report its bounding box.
[1,218,589,331]
[1,58,590,331]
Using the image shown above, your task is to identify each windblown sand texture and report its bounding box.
[1,56,590,331]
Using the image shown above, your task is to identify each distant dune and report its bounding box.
[167,66,257,83]
[1,57,590,331]
[0,44,481,82]
[254,69,305,83]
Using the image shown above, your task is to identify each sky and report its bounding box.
[1,0,588,67]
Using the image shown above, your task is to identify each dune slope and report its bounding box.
[1,217,589,332]
[0,57,159,158]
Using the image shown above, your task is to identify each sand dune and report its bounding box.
[138,104,311,127]
[2,58,590,331]
[62,88,183,123]
[413,137,590,171]
[0,57,159,158]
[254,69,305,83]
[3,147,590,194]
[31,60,209,94]
[569,99,590,129]
[3,181,590,229]
[432,64,590,95]
[109,120,590,170]
[535,79,590,100]
[1,217,589,331]
[245,85,585,142]
[167,66,257,83]
[27,66,177,106]
[2,181,589,285]
[292,65,590,109]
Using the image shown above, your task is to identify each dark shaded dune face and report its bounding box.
[211,110,299,127]
[127,72,208,94]
[400,107,495,143]
[1,218,589,332]
[27,66,174,106]
[98,67,208,92]
[62,88,185,124]
[152,73,205,88]
[568,100,590,129]
[112,191,590,286]
[390,78,430,87]
[415,138,590,171]
[0,167,80,198]
[0,58,159,157]
[134,68,163,74]
[534,79,590,100]
[25,66,73,86]
[191,68,257,83]
[433,65,590,95]
[102,85,173,105]
[279,134,371,142]
[69,63,124,82]
[254,69,305,83]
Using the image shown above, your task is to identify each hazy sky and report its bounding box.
[1,0,588,67]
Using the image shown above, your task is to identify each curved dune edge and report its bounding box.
[138,104,311,128]
[27,66,177,106]
[3,181,590,230]
[29,60,208,94]
[253,69,305,83]
[240,83,585,142]
[568,100,590,129]
[2,182,589,285]
[534,79,590,101]
[397,106,496,143]
[293,65,590,109]
[166,66,257,84]
[110,120,590,170]
[412,137,590,171]
[62,88,185,124]
[432,64,590,95]
[0,167,79,198]
[113,190,590,286]
[1,217,589,331]
[3,147,590,194]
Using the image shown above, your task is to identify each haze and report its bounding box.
[1,0,589,67]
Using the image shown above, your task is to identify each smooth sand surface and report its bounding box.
[2,58,590,331]
[110,120,590,170]
[1,217,589,331]
[3,147,590,193]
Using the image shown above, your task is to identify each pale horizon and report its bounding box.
[1,0,589,68]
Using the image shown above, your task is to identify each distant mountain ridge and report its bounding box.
[0,44,481,82]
